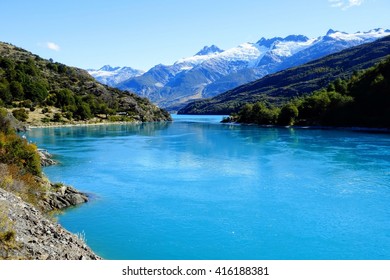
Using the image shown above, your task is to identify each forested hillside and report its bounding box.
[0,42,171,125]
[228,56,390,128]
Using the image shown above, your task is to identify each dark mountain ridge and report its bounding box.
[116,29,389,111]
[178,35,390,115]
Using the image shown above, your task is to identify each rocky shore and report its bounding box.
[0,148,100,260]
[37,149,58,167]
[0,187,100,260]
[41,184,89,212]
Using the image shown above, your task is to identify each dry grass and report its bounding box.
[0,164,47,208]
[0,203,18,259]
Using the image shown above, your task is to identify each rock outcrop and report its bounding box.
[41,184,89,212]
[37,149,57,167]
[0,188,100,260]
[5,112,29,132]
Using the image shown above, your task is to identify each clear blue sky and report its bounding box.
[1,0,389,71]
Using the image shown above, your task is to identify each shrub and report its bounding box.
[11,109,28,122]
[20,100,33,108]
[63,111,73,120]
[0,132,41,176]
[52,113,62,122]
[41,107,49,114]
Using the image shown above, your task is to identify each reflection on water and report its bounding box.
[26,116,390,260]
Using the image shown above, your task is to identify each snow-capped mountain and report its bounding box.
[195,45,224,56]
[87,65,144,87]
[115,28,390,111]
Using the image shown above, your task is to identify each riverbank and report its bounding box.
[0,113,173,260]
[28,119,143,129]
[6,105,171,131]
[222,118,390,134]
[0,130,101,260]
[0,186,100,260]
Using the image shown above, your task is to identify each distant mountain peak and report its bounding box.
[257,34,309,47]
[256,37,282,48]
[195,45,224,56]
[94,28,390,111]
[372,28,384,32]
[88,65,144,87]
[366,28,390,34]
[284,35,309,42]
[99,65,120,71]
[326,29,337,36]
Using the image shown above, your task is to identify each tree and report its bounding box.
[24,78,48,103]
[10,81,24,100]
[278,104,299,125]
[0,81,12,104]
[251,102,278,124]
[75,102,92,120]
[238,104,253,123]
[99,103,110,118]
[334,78,348,95]
[55,89,75,107]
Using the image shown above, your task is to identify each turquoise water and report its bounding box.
[26,115,390,260]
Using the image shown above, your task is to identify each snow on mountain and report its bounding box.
[87,65,144,87]
[175,45,224,68]
[217,43,267,65]
[326,28,390,42]
[268,38,316,58]
[195,45,224,56]
[113,28,390,111]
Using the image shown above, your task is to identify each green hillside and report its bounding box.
[227,56,390,128]
[179,36,390,115]
[0,42,171,125]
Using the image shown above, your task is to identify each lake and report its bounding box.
[26,115,390,260]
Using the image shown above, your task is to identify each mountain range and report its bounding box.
[88,28,390,111]
[87,65,144,87]
[178,35,390,115]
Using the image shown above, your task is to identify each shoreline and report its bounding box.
[27,119,174,129]
[20,115,389,260]
[223,121,390,134]
[0,143,101,259]
[293,125,390,133]
[27,120,142,129]
[0,187,101,260]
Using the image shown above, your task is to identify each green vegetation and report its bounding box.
[179,35,390,115]
[11,108,28,122]
[0,108,45,207]
[0,42,171,124]
[230,56,390,128]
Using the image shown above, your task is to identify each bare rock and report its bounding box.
[37,149,57,167]
[41,185,89,212]
[0,188,101,260]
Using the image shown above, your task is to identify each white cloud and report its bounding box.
[329,0,364,10]
[46,42,60,51]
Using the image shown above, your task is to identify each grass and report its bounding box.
[0,204,19,260]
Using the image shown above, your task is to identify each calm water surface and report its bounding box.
[26,115,390,259]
